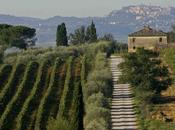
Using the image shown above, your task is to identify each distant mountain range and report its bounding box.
[0,5,175,45]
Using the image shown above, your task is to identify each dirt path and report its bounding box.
[110,56,138,130]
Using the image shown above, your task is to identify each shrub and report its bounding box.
[0,64,12,90]
[34,58,62,130]
[69,82,84,130]
[86,69,112,98]
[84,52,112,130]
[120,48,171,95]
[58,57,73,118]
[86,92,110,109]
[85,118,108,130]
[47,118,72,130]
[84,106,110,128]
[146,120,175,130]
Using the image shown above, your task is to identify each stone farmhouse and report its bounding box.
[128,26,168,52]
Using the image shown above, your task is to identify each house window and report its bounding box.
[159,38,162,42]
[133,38,136,42]
[133,46,136,50]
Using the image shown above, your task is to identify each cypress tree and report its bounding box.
[56,23,68,46]
[86,20,97,43]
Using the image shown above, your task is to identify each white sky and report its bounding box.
[0,0,174,18]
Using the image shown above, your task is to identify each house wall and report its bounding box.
[128,36,168,52]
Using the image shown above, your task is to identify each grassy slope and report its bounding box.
[0,41,113,130]
[118,50,175,130]
[154,49,175,122]
[138,48,175,130]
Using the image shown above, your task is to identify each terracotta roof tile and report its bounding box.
[129,26,167,37]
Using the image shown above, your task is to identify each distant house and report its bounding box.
[128,26,168,52]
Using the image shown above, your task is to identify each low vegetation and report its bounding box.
[119,48,175,130]
[0,40,117,130]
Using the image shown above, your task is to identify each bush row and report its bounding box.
[69,81,84,130]
[4,41,114,64]
[34,58,62,130]
[47,57,84,130]
[15,59,51,130]
[67,58,83,130]
[57,56,74,119]
[0,63,25,116]
[40,59,65,130]
[0,64,12,90]
[0,61,39,130]
[84,52,112,130]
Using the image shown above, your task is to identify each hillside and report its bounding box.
[0,41,114,130]
[0,5,175,44]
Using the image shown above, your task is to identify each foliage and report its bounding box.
[84,106,110,129]
[84,52,112,130]
[0,62,39,130]
[99,33,114,42]
[85,118,108,130]
[69,26,86,45]
[69,81,84,130]
[113,42,128,53]
[145,120,175,130]
[0,41,114,130]
[0,64,12,90]
[40,58,65,130]
[85,53,112,98]
[47,118,72,130]
[34,58,62,130]
[0,24,36,49]
[119,48,173,130]
[15,60,51,130]
[48,57,84,130]
[167,25,175,43]
[86,92,110,109]
[0,63,25,117]
[56,23,68,46]
[119,48,171,95]
[69,21,97,44]
[160,48,175,75]
[58,57,73,118]
[86,21,97,43]
[0,47,4,63]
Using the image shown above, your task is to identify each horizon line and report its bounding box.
[0,4,174,19]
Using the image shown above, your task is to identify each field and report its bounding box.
[0,41,114,130]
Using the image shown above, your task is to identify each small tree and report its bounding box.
[120,48,171,95]
[69,26,86,45]
[99,34,114,41]
[86,21,97,43]
[56,23,68,46]
[167,25,175,43]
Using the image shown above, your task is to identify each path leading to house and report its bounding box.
[110,56,138,130]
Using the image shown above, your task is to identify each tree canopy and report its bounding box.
[120,48,171,95]
[69,21,97,44]
[56,23,68,46]
[86,21,97,43]
[0,24,36,49]
[69,26,86,45]
[168,25,175,43]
